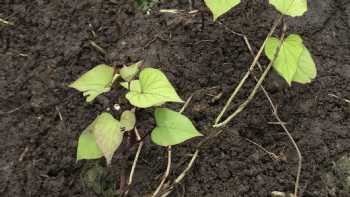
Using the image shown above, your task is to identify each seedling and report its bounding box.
[69,61,202,166]
[69,0,317,196]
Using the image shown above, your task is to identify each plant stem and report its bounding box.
[214,14,283,125]
[152,146,172,197]
[160,150,199,197]
[227,27,302,197]
[160,129,224,197]
[260,83,302,197]
[123,128,143,196]
[214,17,286,128]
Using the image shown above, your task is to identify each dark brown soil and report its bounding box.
[1,0,350,196]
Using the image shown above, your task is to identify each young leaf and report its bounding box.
[204,0,241,21]
[69,65,118,102]
[265,35,304,84]
[269,0,307,17]
[92,113,123,165]
[264,34,316,85]
[125,68,183,108]
[292,47,317,84]
[151,108,203,146]
[120,80,141,92]
[120,110,136,131]
[120,61,142,82]
[77,121,103,161]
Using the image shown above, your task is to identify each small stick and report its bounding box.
[159,9,183,14]
[123,128,144,196]
[244,137,280,161]
[89,40,106,55]
[160,150,199,197]
[152,146,172,197]
[180,95,193,113]
[143,34,169,49]
[160,130,224,197]
[55,106,63,121]
[0,104,24,115]
[18,147,29,162]
[188,0,193,10]
[218,21,263,71]
[269,106,302,197]
[268,121,287,125]
[328,93,350,104]
[0,17,14,26]
[272,191,295,197]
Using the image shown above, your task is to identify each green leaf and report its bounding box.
[151,108,202,146]
[77,121,103,161]
[92,113,123,165]
[120,80,141,92]
[125,68,183,108]
[269,0,307,17]
[120,61,142,82]
[292,47,317,84]
[76,113,123,165]
[69,65,118,102]
[264,34,316,85]
[204,0,240,21]
[265,35,304,84]
[120,110,136,131]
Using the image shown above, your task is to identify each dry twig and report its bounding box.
[214,15,284,127]
[0,17,14,26]
[220,22,302,197]
[152,146,172,197]
[123,128,144,196]
[244,137,280,161]
[160,129,224,197]
[0,105,24,115]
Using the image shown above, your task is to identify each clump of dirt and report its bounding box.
[0,0,350,196]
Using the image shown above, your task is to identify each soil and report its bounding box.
[1,0,350,197]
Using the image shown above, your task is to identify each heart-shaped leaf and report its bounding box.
[204,0,241,21]
[151,108,203,146]
[76,112,123,165]
[92,113,123,165]
[120,110,136,131]
[125,68,183,108]
[77,120,103,161]
[269,0,307,17]
[120,80,141,92]
[264,34,316,85]
[69,65,118,102]
[292,47,317,84]
[120,61,142,82]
